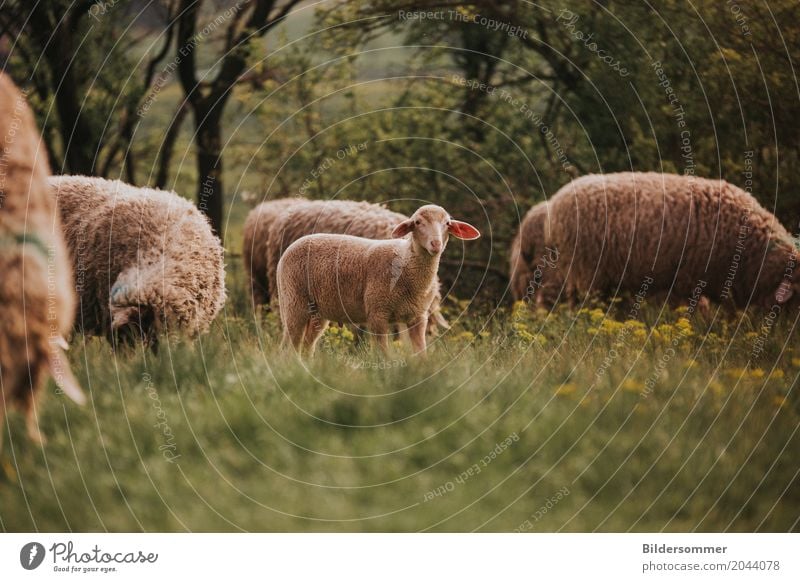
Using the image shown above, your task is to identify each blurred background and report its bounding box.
[2,0,799,302]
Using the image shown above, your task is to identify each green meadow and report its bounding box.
[2,281,798,532]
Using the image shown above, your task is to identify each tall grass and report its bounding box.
[1,285,798,532]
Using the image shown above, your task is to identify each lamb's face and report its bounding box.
[392,204,480,256]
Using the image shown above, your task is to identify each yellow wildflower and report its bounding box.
[674,317,693,336]
[589,308,605,323]
[555,383,577,396]
[726,367,748,379]
[621,378,643,393]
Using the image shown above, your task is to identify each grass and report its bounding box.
[1,277,799,533]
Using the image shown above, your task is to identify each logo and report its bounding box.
[20,542,45,570]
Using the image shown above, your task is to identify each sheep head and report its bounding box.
[391,205,480,256]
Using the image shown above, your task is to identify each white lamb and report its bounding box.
[276,204,480,355]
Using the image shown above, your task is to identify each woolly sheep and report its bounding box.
[0,74,84,446]
[545,172,799,310]
[251,198,449,332]
[510,201,563,306]
[277,204,480,355]
[50,176,226,348]
[242,197,303,307]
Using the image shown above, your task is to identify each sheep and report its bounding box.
[252,198,449,332]
[49,176,226,348]
[242,197,303,308]
[0,74,84,447]
[509,201,563,306]
[544,172,800,310]
[276,204,480,355]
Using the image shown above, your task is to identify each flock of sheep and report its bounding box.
[1,70,798,446]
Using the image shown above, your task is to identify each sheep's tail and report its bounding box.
[431,309,451,330]
[47,337,87,405]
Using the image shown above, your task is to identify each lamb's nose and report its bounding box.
[430,240,442,252]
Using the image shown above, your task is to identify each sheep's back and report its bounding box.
[548,172,795,303]
[278,233,389,322]
[52,176,225,335]
[267,199,406,300]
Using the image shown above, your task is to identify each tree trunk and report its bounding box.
[155,102,188,189]
[28,5,97,174]
[194,106,224,242]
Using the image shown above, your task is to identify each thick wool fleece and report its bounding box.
[50,176,226,343]
[510,201,563,305]
[277,205,459,354]
[265,199,410,301]
[546,172,798,308]
[242,198,303,307]
[0,73,82,443]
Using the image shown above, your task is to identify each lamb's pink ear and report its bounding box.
[448,220,481,240]
[392,219,415,238]
[775,280,794,304]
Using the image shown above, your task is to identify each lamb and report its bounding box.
[509,201,563,306]
[276,204,480,355]
[50,176,226,348]
[544,172,799,310]
[0,73,84,447]
[247,198,449,332]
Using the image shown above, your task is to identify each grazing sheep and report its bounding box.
[242,198,303,308]
[0,74,84,446]
[50,176,226,348]
[255,198,449,332]
[277,204,480,355]
[545,172,799,309]
[510,201,563,306]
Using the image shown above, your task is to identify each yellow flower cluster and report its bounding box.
[323,325,356,348]
[621,378,643,393]
[555,383,577,397]
[512,321,547,346]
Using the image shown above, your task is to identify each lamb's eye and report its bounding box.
[415,220,420,225]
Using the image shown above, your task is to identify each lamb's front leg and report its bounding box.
[407,316,428,355]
